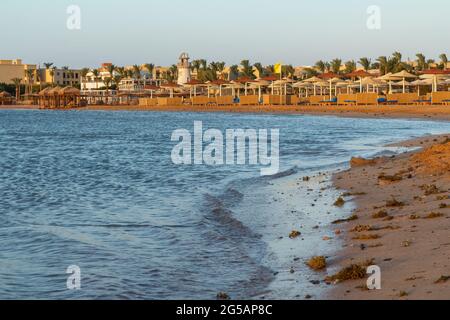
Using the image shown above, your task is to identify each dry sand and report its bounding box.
[328,134,450,300]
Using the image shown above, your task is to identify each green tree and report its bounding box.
[439,54,448,69]
[344,60,357,74]
[240,60,254,78]
[11,78,22,101]
[144,63,155,79]
[81,68,90,90]
[228,65,239,80]
[103,77,112,104]
[315,60,326,73]
[92,69,100,90]
[376,56,388,75]
[358,57,372,71]
[416,53,426,71]
[330,59,342,74]
[132,65,142,79]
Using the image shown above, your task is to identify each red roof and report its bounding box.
[210,79,229,85]
[345,70,372,78]
[420,69,450,75]
[259,75,278,81]
[234,77,256,83]
[144,85,160,90]
[160,82,180,88]
[318,72,339,79]
[184,79,204,85]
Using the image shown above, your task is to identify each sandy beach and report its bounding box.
[327,134,450,300]
[2,104,450,121]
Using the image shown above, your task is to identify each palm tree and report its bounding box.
[199,59,208,70]
[358,57,372,71]
[11,78,22,101]
[144,63,155,80]
[416,53,426,71]
[216,62,226,79]
[81,68,90,90]
[106,64,116,78]
[253,62,264,78]
[392,52,402,63]
[25,69,34,94]
[49,67,56,87]
[170,64,178,81]
[240,60,254,78]
[283,65,295,78]
[92,69,100,90]
[315,60,326,73]
[330,59,342,74]
[191,60,201,73]
[132,65,142,80]
[439,54,448,69]
[103,77,112,104]
[376,56,388,75]
[228,65,239,80]
[44,62,54,69]
[113,75,123,92]
[344,60,357,74]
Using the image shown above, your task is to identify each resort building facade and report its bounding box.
[0,59,37,84]
[38,68,81,86]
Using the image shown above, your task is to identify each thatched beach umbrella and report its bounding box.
[390,71,417,93]
[183,79,204,97]
[160,82,181,98]
[234,77,256,96]
[144,84,160,98]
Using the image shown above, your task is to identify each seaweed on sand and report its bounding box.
[325,259,374,283]
[306,256,327,271]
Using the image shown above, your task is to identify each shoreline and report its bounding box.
[327,133,450,300]
[1,104,450,121]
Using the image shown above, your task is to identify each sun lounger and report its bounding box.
[431,92,450,104]
[356,93,379,105]
[386,93,417,105]
[337,94,357,105]
[216,96,234,106]
[239,95,259,106]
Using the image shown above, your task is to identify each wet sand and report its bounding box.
[2,104,450,121]
[328,134,450,300]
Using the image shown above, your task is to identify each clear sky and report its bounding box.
[1,0,449,68]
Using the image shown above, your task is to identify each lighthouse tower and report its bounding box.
[177,53,191,85]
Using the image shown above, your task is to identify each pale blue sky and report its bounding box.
[1,0,449,68]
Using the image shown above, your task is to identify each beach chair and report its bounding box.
[239,95,259,106]
[337,94,357,105]
[319,97,338,106]
[216,96,234,106]
[308,96,326,106]
[431,92,450,105]
[356,93,378,105]
[387,93,417,105]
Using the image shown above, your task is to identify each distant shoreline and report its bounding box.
[2,104,450,121]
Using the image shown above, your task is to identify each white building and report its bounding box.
[177,53,191,85]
